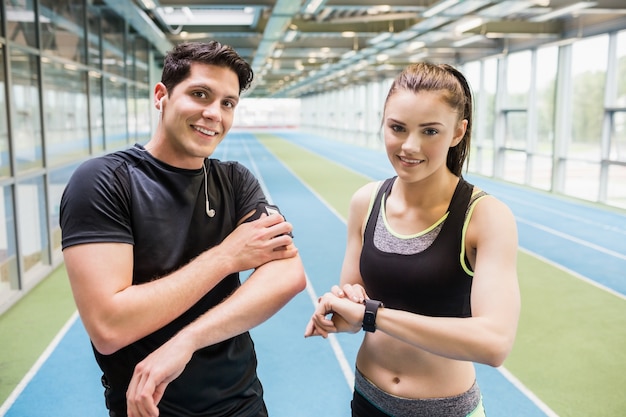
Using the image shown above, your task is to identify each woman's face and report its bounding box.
[383,89,466,183]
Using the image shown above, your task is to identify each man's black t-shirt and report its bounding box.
[60,144,268,416]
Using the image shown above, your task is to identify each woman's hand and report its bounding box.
[304,286,369,338]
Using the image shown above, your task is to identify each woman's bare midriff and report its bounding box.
[355,331,476,399]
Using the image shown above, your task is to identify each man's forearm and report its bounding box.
[176,254,306,351]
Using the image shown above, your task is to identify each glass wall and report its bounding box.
[564,35,608,201]
[42,60,89,165]
[607,31,626,208]
[0,0,157,313]
[533,46,558,191]
[0,45,8,178]
[0,185,17,294]
[11,48,43,173]
[302,28,626,211]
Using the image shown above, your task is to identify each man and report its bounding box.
[60,41,306,417]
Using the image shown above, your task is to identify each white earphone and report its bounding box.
[157,97,164,120]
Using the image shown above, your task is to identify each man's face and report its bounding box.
[157,63,240,168]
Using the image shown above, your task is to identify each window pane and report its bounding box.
[0,185,18,299]
[17,176,50,278]
[40,0,86,63]
[530,155,552,191]
[136,86,151,144]
[463,61,481,173]
[127,84,137,142]
[49,164,79,251]
[611,111,626,162]
[90,72,105,152]
[11,49,43,172]
[87,3,102,68]
[607,165,626,209]
[616,30,626,107]
[0,46,9,178]
[5,0,37,48]
[43,61,89,165]
[506,51,531,108]
[536,46,558,156]
[564,160,600,202]
[480,58,497,177]
[101,8,126,77]
[502,150,526,185]
[570,35,608,162]
[505,111,527,149]
[134,37,150,85]
[104,77,127,150]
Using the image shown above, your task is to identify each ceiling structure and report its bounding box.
[118,0,626,98]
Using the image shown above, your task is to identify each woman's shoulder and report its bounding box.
[466,186,515,228]
[352,180,386,205]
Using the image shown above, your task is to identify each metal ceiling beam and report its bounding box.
[248,0,304,94]
[102,0,174,56]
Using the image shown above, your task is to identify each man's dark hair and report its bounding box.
[161,41,253,95]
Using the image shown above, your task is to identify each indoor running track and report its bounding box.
[3,130,625,417]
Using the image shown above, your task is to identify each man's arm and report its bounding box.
[126,248,306,417]
[64,213,297,355]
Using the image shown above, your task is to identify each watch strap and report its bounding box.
[362,299,383,332]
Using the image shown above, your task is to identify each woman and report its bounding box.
[304,62,520,417]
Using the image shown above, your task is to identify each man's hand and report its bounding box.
[126,334,195,417]
[219,213,297,273]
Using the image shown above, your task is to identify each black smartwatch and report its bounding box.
[362,299,384,332]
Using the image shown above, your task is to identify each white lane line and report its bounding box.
[0,311,80,415]
[517,217,626,261]
[304,275,355,390]
[497,366,560,417]
[519,247,626,300]
[250,136,356,389]
[500,194,626,237]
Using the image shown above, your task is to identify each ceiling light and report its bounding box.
[182,7,193,20]
[408,52,428,62]
[422,0,460,18]
[156,7,256,26]
[368,5,391,14]
[529,1,597,22]
[480,0,543,18]
[138,0,156,9]
[369,32,392,45]
[452,34,485,47]
[341,31,356,37]
[406,41,426,51]
[390,31,419,42]
[303,0,326,15]
[454,17,483,34]
[283,29,298,42]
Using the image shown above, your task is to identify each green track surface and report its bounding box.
[0,265,76,405]
[256,133,370,219]
[257,133,626,417]
[1,134,624,417]
[509,251,626,417]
